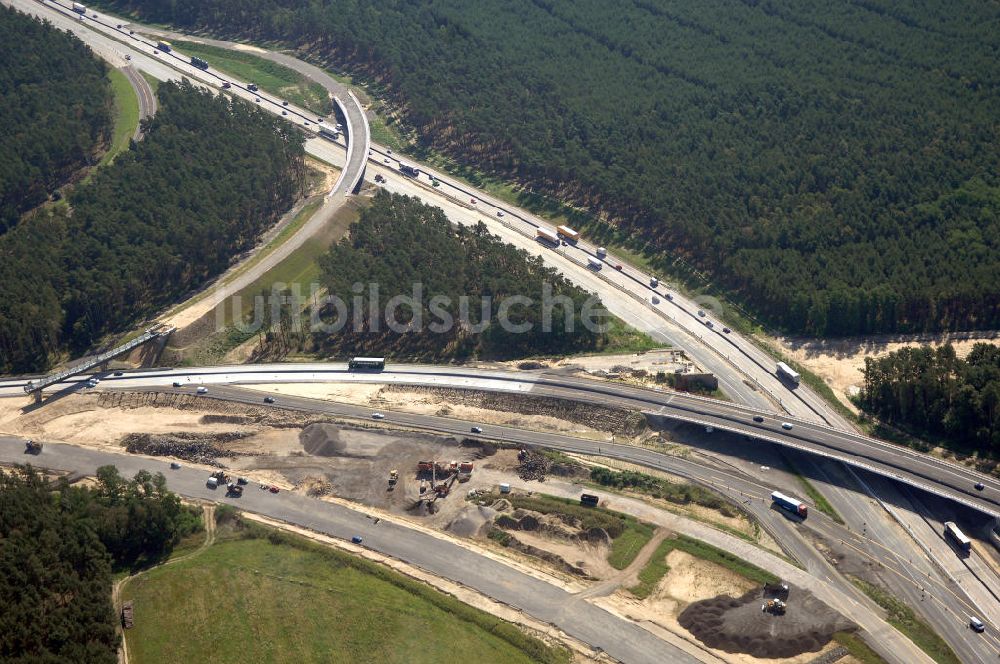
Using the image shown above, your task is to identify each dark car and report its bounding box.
[113,371,124,376]
[269,486,279,494]
[975,482,985,491]
[471,426,483,434]
[351,536,363,544]
[263,396,275,404]
[170,462,181,469]
[172,381,182,387]
[282,101,289,106]
[723,327,731,334]
[753,415,764,423]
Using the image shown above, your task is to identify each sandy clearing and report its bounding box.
[656,550,758,605]
[777,333,1000,410]
[512,529,619,580]
[243,382,610,437]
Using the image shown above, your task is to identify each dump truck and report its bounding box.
[388,469,399,490]
[25,440,42,454]
[457,462,474,482]
[580,493,600,507]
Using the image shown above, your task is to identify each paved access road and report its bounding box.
[0,436,698,664]
[120,64,156,140]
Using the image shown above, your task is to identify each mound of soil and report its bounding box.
[299,424,347,456]
[678,587,855,659]
[447,505,496,538]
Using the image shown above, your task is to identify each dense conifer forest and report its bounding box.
[92,0,1000,336]
[0,465,201,662]
[860,344,1000,456]
[0,6,112,235]
[305,191,608,360]
[0,81,305,373]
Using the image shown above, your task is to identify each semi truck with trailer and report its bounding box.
[156,40,172,53]
[944,521,972,553]
[349,357,385,371]
[399,164,420,178]
[771,491,808,517]
[776,361,801,385]
[536,227,559,245]
[319,126,340,141]
[72,3,86,14]
[190,56,209,70]
[587,256,603,270]
[556,225,580,242]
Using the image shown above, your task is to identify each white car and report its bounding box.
[698,310,706,317]
[781,422,793,430]
[197,386,208,395]
[371,412,385,420]
[704,426,714,433]
[86,378,99,388]
[496,210,504,217]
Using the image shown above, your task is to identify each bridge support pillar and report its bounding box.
[32,391,42,404]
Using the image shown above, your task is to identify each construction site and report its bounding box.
[0,384,864,663]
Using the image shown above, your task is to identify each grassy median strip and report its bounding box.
[833,631,888,664]
[125,521,570,664]
[849,577,960,664]
[171,40,332,115]
[628,534,779,599]
[97,68,139,169]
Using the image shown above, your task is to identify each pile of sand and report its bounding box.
[678,587,854,659]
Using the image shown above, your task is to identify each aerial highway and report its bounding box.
[2,363,997,516]
[11,0,839,428]
[5,2,997,659]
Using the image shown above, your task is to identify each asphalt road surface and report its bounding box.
[120,64,155,140]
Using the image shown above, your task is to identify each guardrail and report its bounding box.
[23,327,171,395]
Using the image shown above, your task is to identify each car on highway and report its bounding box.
[975,482,985,491]
[651,295,659,304]
[383,157,390,163]
[704,426,714,433]
[263,396,275,404]
[196,386,208,394]
[269,486,279,494]
[116,24,122,28]
[282,100,288,106]
[753,415,765,423]
[129,30,134,34]
[470,198,477,204]
[781,422,794,430]
[372,412,385,419]
[650,277,658,288]
[496,210,504,217]
[124,54,131,60]
[172,381,182,387]
[698,310,705,317]
[282,110,287,115]
[221,82,231,89]
[304,121,310,126]
[705,321,714,328]
[170,462,181,469]
[86,378,99,387]
[664,292,672,299]
[471,426,483,434]
[386,149,392,154]
[970,616,985,632]
[351,536,363,544]
[113,371,124,376]
[255,98,261,103]
[723,327,731,333]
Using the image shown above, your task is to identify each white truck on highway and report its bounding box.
[72,2,86,14]
[536,227,559,245]
[776,361,800,385]
[587,256,603,271]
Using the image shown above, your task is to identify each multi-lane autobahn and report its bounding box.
[2,363,997,516]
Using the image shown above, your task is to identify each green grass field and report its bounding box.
[96,68,139,170]
[628,534,779,599]
[171,40,332,116]
[124,535,568,664]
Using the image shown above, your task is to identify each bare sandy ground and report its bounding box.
[776,332,1000,410]
[244,382,611,439]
